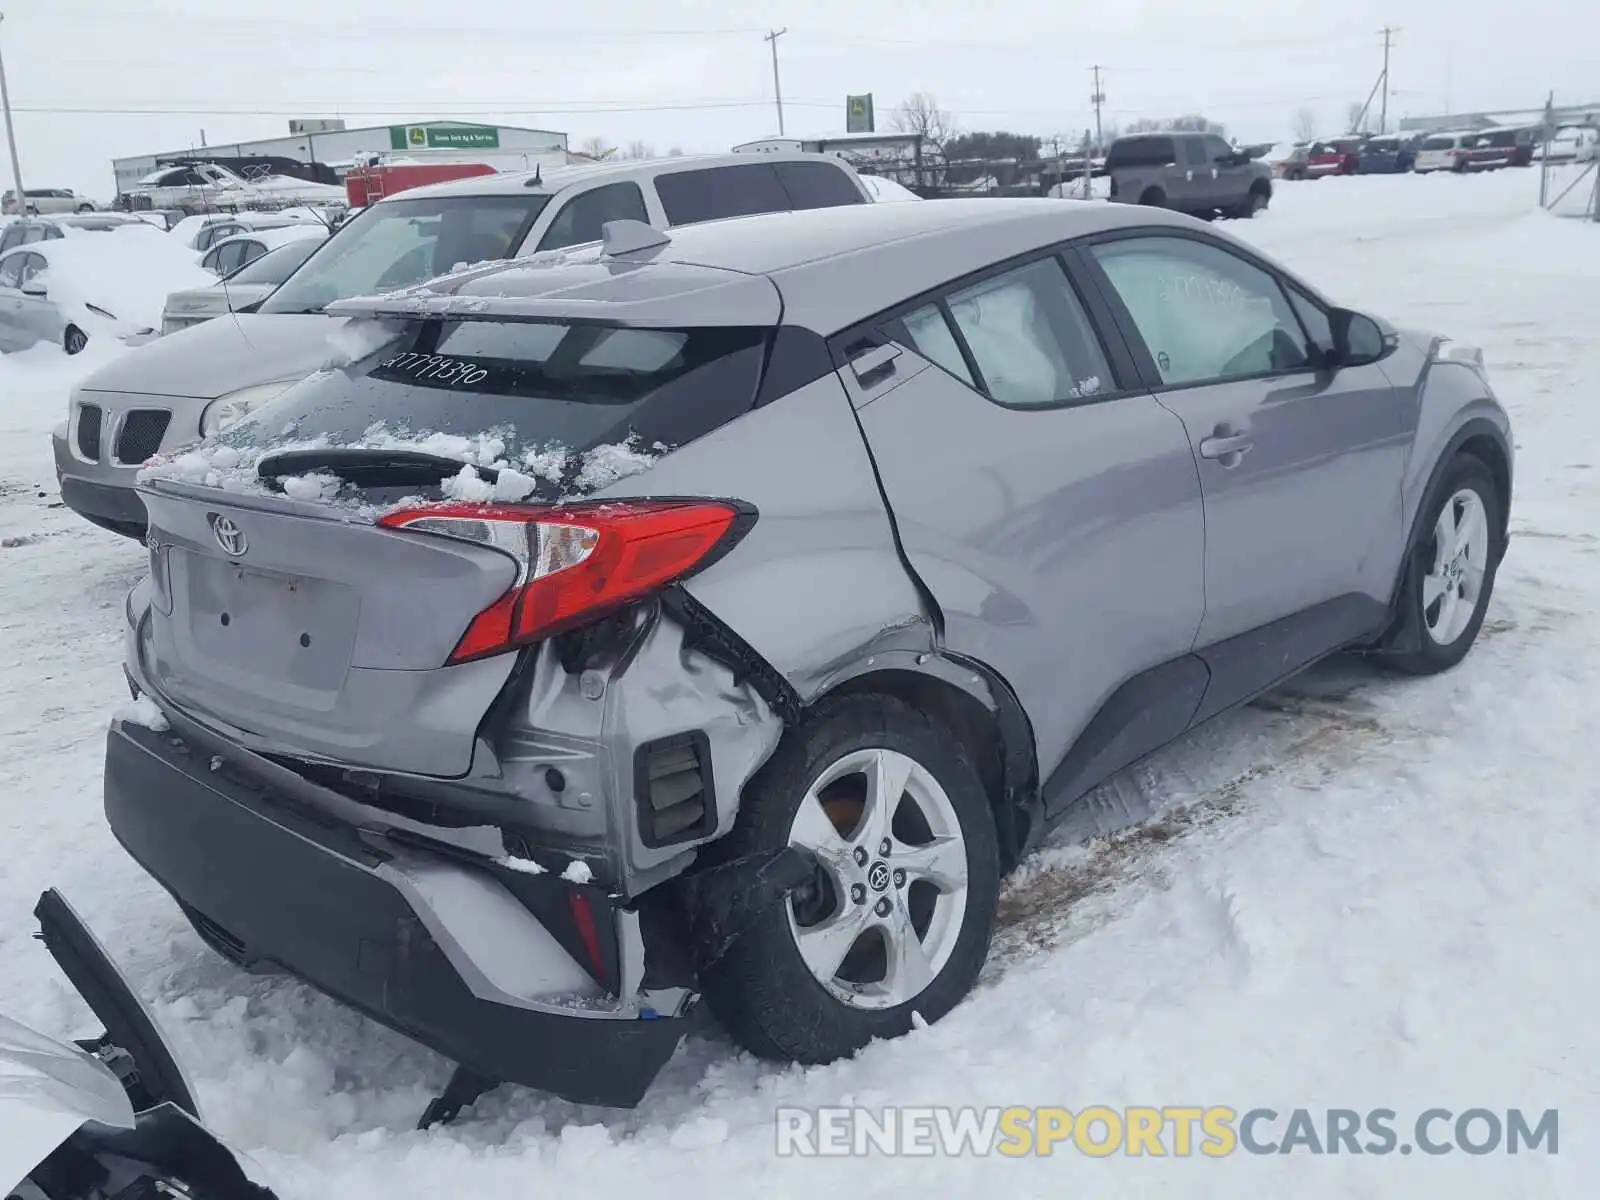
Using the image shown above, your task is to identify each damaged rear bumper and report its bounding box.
[103,719,692,1108]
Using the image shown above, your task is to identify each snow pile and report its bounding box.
[323,317,405,368]
[560,860,592,885]
[496,855,545,876]
[113,695,169,732]
[36,230,216,332]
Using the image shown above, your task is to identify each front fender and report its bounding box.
[1401,358,1513,554]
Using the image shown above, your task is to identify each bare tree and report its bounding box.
[1126,114,1226,137]
[891,92,955,150]
[1291,107,1319,142]
[577,135,613,160]
[624,139,655,160]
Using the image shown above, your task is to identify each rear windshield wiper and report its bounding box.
[256,447,504,490]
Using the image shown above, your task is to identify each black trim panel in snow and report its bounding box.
[1042,654,1209,817]
[1188,593,1390,726]
[102,723,684,1108]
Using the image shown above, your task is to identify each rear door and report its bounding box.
[1080,230,1408,692]
[840,248,1206,786]
[1176,137,1218,208]
[0,251,27,349]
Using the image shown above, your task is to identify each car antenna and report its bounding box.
[526,163,542,187]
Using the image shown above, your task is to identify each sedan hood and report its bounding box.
[163,282,275,319]
[77,311,332,400]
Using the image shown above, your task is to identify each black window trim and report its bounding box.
[534,180,651,253]
[825,238,1148,413]
[1072,225,1334,394]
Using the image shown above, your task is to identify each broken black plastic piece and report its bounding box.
[680,845,818,971]
[418,1065,498,1130]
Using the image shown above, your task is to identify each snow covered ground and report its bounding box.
[3,168,1598,1196]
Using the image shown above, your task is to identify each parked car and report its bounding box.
[109,198,1511,1114]
[1413,131,1476,173]
[1357,133,1420,174]
[1537,125,1599,163]
[198,225,328,276]
[1104,132,1274,218]
[167,210,324,254]
[133,207,192,232]
[0,229,213,354]
[1304,138,1364,177]
[1268,141,1312,180]
[0,214,161,255]
[162,235,326,335]
[54,150,875,537]
[1,187,97,215]
[3,891,278,1199]
[1463,126,1538,170]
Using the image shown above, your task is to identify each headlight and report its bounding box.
[198,380,296,437]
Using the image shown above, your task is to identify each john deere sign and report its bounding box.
[388,125,501,150]
[846,94,875,134]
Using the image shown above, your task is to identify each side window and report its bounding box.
[654,164,790,226]
[536,182,650,251]
[1180,139,1208,166]
[891,303,975,386]
[237,240,268,267]
[0,254,22,288]
[18,253,46,284]
[0,226,21,253]
[930,257,1113,407]
[201,245,223,273]
[1089,235,1312,386]
[773,161,866,210]
[22,224,49,244]
[1204,135,1234,161]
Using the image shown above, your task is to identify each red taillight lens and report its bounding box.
[379,499,747,663]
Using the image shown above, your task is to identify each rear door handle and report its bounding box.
[1199,433,1253,460]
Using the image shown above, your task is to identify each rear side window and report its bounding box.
[773,161,865,209]
[894,303,975,386]
[537,182,650,251]
[18,253,46,284]
[655,164,790,225]
[0,226,22,253]
[1106,137,1176,169]
[0,254,22,288]
[898,258,1112,407]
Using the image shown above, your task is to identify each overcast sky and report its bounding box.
[3,0,1597,197]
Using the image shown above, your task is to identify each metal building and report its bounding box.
[111,119,568,196]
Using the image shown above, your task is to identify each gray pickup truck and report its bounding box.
[1105,132,1273,219]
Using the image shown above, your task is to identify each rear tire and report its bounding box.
[1377,454,1503,675]
[63,325,87,355]
[76,202,95,213]
[1138,186,1166,208]
[699,694,1000,1064]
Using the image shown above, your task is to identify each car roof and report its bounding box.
[331,197,1205,335]
[383,150,861,203]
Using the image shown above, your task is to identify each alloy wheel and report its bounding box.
[786,747,969,1010]
[1422,487,1490,645]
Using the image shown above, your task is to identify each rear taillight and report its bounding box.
[379,499,749,663]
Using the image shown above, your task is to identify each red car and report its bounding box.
[1305,138,1363,177]
[1462,127,1538,170]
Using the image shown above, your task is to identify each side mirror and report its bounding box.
[20,280,46,297]
[1330,308,1387,367]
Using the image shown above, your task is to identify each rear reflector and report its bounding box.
[379,499,749,663]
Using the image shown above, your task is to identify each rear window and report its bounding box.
[259,195,548,315]
[1105,136,1176,168]
[655,163,792,225]
[233,318,770,469]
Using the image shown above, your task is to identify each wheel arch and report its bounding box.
[820,655,1041,874]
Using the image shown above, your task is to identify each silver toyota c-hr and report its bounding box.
[106,198,1511,1117]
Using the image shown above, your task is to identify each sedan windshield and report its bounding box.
[259,194,549,315]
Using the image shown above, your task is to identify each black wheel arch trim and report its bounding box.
[1388,416,1513,613]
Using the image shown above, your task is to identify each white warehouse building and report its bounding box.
[111,119,569,197]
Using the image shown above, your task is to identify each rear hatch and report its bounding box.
[136,255,778,778]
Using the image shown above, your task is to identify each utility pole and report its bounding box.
[1090,65,1106,151]
[0,12,25,212]
[764,28,787,136]
[1378,26,1399,134]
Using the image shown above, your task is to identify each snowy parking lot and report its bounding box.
[2,168,1598,1196]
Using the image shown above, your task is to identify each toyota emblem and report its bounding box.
[211,515,248,557]
[868,860,891,893]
